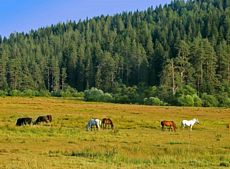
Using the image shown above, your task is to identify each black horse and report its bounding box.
[16,117,32,126]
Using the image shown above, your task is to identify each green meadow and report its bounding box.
[0,97,229,169]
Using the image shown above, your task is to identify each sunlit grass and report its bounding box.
[0,97,229,168]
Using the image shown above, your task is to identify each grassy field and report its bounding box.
[0,97,229,169]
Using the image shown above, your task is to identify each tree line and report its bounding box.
[0,0,230,107]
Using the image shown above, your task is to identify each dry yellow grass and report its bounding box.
[0,97,229,169]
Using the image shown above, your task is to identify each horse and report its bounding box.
[161,121,176,132]
[46,115,52,122]
[101,118,114,129]
[86,118,101,131]
[16,117,32,126]
[34,115,52,125]
[181,118,199,131]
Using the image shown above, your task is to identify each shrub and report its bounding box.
[0,90,7,96]
[217,93,230,107]
[201,93,219,107]
[144,97,164,106]
[84,87,113,102]
[177,95,194,106]
[51,90,62,97]
[72,91,84,98]
[22,89,38,97]
[113,94,129,103]
[38,90,51,97]
[61,86,80,97]
[8,90,23,96]
[176,85,197,97]
[193,94,202,107]
[101,93,114,102]
[144,86,158,98]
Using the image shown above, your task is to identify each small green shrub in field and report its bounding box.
[217,93,230,107]
[9,90,22,96]
[193,94,203,106]
[60,86,83,98]
[84,87,113,102]
[177,95,194,106]
[144,97,165,106]
[202,93,219,107]
[38,90,50,97]
[22,89,39,97]
[0,90,7,96]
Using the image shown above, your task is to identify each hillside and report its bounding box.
[0,0,230,106]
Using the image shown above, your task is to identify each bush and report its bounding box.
[0,90,7,96]
[193,94,202,107]
[176,85,197,97]
[201,93,219,107]
[113,94,129,103]
[72,91,84,98]
[22,89,39,97]
[144,86,158,98]
[101,93,114,102]
[38,90,50,97]
[144,97,164,106]
[8,90,23,96]
[177,95,194,106]
[84,87,113,102]
[60,86,84,98]
[217,93,230,107]
[51,90,62,97]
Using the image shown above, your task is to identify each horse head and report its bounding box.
[195,118,199,124]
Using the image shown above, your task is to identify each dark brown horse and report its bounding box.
[47,115,52,122]
[34,115,52,125]
[161,120,176,132]
[102,118,114,129]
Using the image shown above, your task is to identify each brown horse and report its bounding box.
[161,120,176,132]
[102,118,114,129]
[34,115,52,125]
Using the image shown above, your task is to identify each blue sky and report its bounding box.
[0,0,171,37]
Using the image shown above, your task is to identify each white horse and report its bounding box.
[181,118,199,131]
[86,118,101,131]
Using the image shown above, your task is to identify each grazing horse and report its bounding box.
[34,115,52,125]
[46,115,52,122]
[16,117,32,126]
[181,118,199,131]
[101,118,114,129]
[86,118,101,131]
[161,121,176,132]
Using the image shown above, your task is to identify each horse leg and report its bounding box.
[181,123,184,129]
[170,125,173,132]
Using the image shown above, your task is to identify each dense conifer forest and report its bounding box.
[0,0,230,107]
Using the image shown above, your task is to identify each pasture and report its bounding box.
[0,97,229,169]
